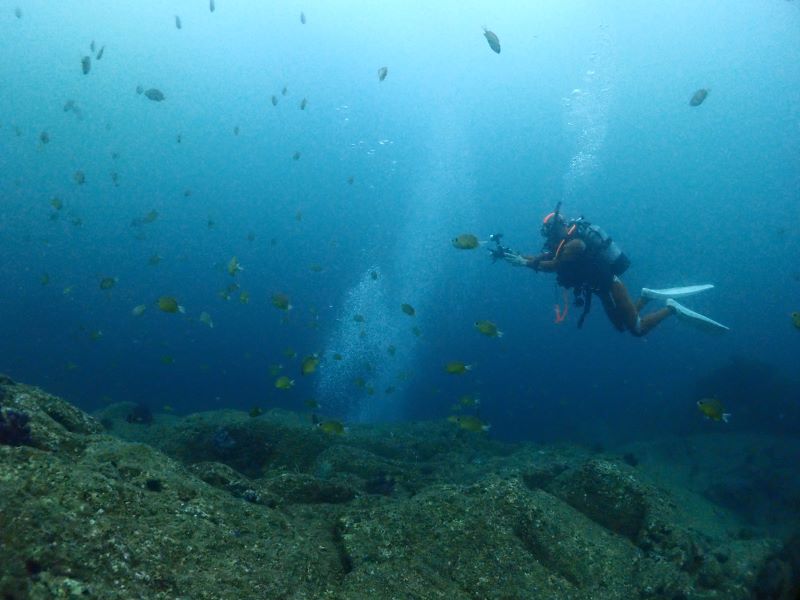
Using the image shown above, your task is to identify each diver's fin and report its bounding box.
[641,284,714,300]
[666,298,729,334]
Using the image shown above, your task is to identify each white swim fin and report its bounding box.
[641,284,714,300]
[666,299,729,334]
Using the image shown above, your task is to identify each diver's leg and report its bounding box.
[634,295,650,312]
[599,290,626,332]
[637,306,675,335]
[611,278,674,336]
[609,278,642,334]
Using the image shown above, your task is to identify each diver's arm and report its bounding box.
[532,240,585,272]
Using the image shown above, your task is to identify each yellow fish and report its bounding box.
[445,361,473,375]
[157,296,185,314]
[275,375,294,390]
[452,234,479,250]
[448,415,490,432]
[271,293,292,311]
[697,398,730,423]
[301,354,320,375]
[474,320,503,338]
[791,312,800,329]
[227,256,243,276]
[318,420,346,435]
[199,312,214,328]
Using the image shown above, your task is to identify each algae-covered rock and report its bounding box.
[0,379,789,599]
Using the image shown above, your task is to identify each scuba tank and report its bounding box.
[571,218,630,276]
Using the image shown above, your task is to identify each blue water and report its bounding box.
[1,1,798,445]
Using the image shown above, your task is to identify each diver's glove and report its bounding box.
[503,252,530,267]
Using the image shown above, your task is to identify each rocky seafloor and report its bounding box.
[1,376,799,599]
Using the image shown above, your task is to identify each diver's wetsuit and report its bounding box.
[527,238,673,337]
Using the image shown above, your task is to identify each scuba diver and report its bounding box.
[492,203,729,336]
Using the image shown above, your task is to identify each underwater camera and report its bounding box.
[488,233,509,263]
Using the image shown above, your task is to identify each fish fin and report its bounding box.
[497,330,504,338]
[722,413,731,423]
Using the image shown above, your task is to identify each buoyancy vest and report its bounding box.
[553,217,630,292]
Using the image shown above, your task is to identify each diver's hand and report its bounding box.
[503,252,529,267]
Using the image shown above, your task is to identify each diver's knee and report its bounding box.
[629,315,645,337]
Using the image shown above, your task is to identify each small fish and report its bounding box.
[110,172,119,186]
[299,98,307,110]
[160,355,175,365]
[143,210,158,224]
[63,100,75,112]
[199,311,214,328]
[233,125,239,136]
[163,405,174,413]
[40,273,50,286]
[370,270,379,281]
[452,233,479,249]
[14,7,22,18]
[411,326,422,337]
[387,345,396,356]
[227,256,243,276]
[249,406,263,418]
[157,296,185,314]
[73,171,86,185]
[697,398,730,423]
[309,264,323,273]
[238,291,250,304]
[99,277,117,290]
[353,314,365,323]
[175,15,182,29]
[448,415,490,432]
[483,28,501,54]
[39,131,50,144]
[378,66,388,82]
[304,399,320,410]
[62,286,74,296]
[459,394,480,407]
[148,254,162,266]
[90,41,96,53]
[275,375,294,390]
[50,197,63,211]
[347,176,354,185]
[271,293,292,311]
[89,330,104,341]
[332,353,343,361]
[295,210,303,221]
[301,354,320,375]
[400,303,415,317]
[689,88,709,107]
[247,231,256,242]
[132,304,147,317]
[136,85,144,95]
[318,420,346,435]
[300,11,306,24]
[281,86,288,96]
[790,312,800,329]
[292,151,301,161]
[209,0,215,12]
[81,56,91,75]
[445,361,473,375]
[96,46,105,60]
[144,88,165,102]
[384,386,396,395]
[271,95,279,106]
[283,347,297,359]
[474,320,503,337]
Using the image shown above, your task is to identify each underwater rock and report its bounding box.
[0,380,787,598]
[0,409,31,446]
